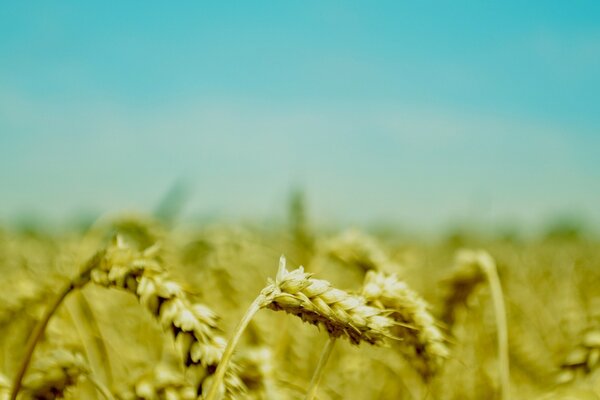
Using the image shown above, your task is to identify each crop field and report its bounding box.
[3,1,600,399]
[0,207,599,400]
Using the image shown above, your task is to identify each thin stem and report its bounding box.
[480,255,510,400]
[205,294,266,400]
[10,252,102,400]
[10,282,73,400]
[305,337,336,400]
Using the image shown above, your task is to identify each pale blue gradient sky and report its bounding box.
[1,2,599,232]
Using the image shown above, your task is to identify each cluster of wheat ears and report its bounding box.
[1,212,600,399]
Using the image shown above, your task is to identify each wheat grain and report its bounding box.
[362,270,448,379]
[91,236,246,399]
[262,257,395,345]
[205,256,395,400]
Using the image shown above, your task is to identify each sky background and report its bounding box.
[1,2,599,233]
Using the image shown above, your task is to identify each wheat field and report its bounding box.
[1,207,599,400]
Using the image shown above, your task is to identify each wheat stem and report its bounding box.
[305,337,336,400]
[205,294,266,400]
[480,253,510,400]
[10,288,66,400]
[9,252,102,400]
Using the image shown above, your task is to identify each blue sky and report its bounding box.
[1,2,599,232]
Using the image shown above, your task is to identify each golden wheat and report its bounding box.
[205,256,395,400]
[2,212,600,399]
[262,257,395,345]
[362,270,448,379]
[90,236,246,399]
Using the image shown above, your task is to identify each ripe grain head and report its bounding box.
[363,270,449,379]
[260,257,395,345]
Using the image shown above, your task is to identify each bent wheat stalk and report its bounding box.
[477,251,510,400]
[206,256,394,400]
[10,251,104,400]
[444,250,509,400]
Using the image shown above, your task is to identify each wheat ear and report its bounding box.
[362,270,449,380]
[10,237,245,400]
[205,256,394,400]
[91,236,246,399]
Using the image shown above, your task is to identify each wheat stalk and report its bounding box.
[304,337,336,400]
[9,251,103,400]
[90,236,246,399]
[10,236,245,400]
[205,256,394,400]
[442,250,510,400]
[477,251,510,400]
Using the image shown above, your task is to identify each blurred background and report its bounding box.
[1,2,599,236]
